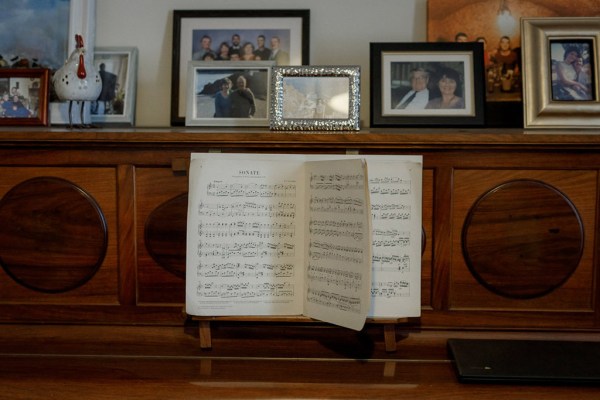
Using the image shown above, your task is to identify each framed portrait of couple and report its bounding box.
[370,42,485,128]
[172,9,310,126]
[186,61,274,127]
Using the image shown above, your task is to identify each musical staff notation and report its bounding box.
[369,176,411,195]
[307,264,362,291]
[199,221,296,239]
[310,195,365,214]
[198,241,296,259]
[197,262,295,279]
[307,288,361,313]
[310,173,364,191]
[371,280,410,298]
[371,203,411,220]
[372,254,410,272]
[372,229,410,248]
[309,219,364,241]
[309,240,364,264]
[207,182,297,197]
[198,201,296,218]
[198,281,295,298]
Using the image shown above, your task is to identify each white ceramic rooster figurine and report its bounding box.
[52,34,102,127]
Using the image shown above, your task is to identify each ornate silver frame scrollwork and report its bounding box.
[270,66,361,131]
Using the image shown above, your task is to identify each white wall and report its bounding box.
[95,0,427,127]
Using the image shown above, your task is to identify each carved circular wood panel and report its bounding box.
[0,177,108,293]
[144,193,188,279]
[462,179,583,299]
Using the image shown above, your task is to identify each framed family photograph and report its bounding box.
[270,66,360,131]
[0,68,50,126]
[0,0,96,126]
[427,0,600,127]
[370,42,485,128]
[522,17,600,129]
[185,61,274,127]
[91,47,138,126]
[171,9,310,126]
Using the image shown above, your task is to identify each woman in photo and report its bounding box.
[213,78,232,118]
[240,42,257,61]
[553,45,592,101]
[426,67,465,109]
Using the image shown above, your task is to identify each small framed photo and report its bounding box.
[522,17,600,129]
[171,9,310,126]
[185,61,274,127]
[270,66,361,131]
[370,42,485,127]
[0,68,50,126]
[91,47,138,126]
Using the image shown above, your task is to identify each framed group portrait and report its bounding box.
[270,66,361,131]
[370,42,485,128]
[427,0,600,127]
[185,61,274,127]
[171,9,310,126]
[521,17,600,129]
[0,68,50,126]
[91,47,138,126]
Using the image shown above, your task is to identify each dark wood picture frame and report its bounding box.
[171,9,310,126]
[370,42,485,128]
[0,68,50,126]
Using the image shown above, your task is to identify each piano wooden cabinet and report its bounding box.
[0,127,599,347]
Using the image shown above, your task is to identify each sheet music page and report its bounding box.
[303,159,372,331]
[287,154,423,318]
[365,158,422,318]
[186,154,306,316]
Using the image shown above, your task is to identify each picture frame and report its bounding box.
[185,61,274,127]
[521,17,600,129]
[270,66,361,131]
[171,9,310,126]
[91,47,138,126]
[427,0,600,128]
[370,42,485,128]
[0,68,50,126]
[0,0,96,126]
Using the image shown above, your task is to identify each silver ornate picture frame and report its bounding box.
[270,66,360,131]
[522,17,600,129]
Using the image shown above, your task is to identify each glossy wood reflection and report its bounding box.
[462,179,584,299]
[0,177,107,293]
[144,193,188,279]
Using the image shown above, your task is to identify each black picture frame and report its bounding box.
[171,9,310,126]
[370,42,485,128]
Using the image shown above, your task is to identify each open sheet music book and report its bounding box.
[186,153,422,331]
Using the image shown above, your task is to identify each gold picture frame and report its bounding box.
[522,17,600,129]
